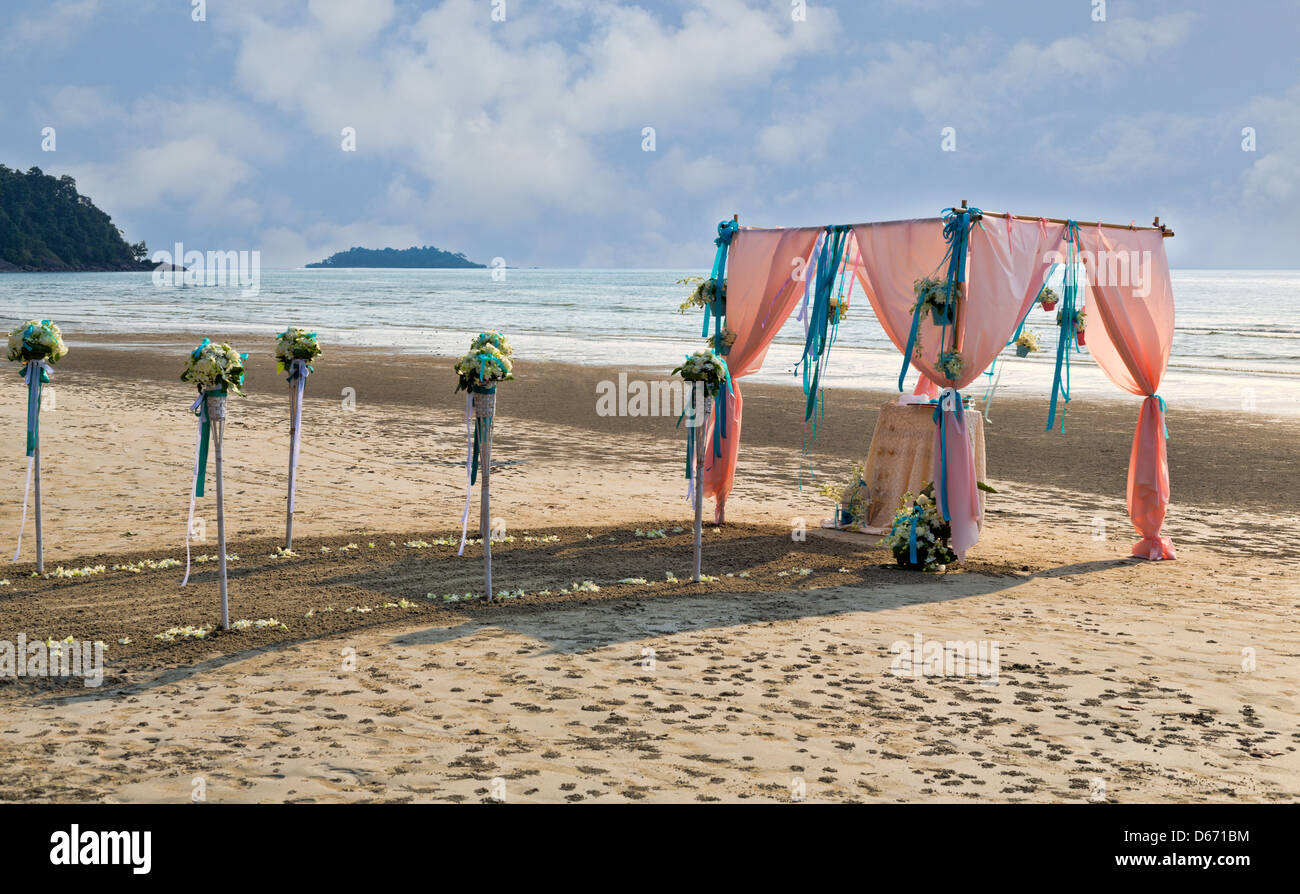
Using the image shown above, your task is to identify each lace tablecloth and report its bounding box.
[862,402,986,531]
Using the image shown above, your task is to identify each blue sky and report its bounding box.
[2,0,1297,268]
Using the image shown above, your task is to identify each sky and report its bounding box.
[1,0,1297,269]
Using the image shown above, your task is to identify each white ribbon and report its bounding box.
[181,393,206,587]
[457,392,475,556]
[13,359,50,563]
[287,359,311,513]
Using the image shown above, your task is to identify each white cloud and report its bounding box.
[223,0,836,223]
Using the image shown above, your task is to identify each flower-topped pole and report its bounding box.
[455,331,514,600]
[8,320,68,574]
[672,349,728,582]
[275,328,322,551]
[180,339,246,630]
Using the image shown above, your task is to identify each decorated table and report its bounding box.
[860,399,986,532]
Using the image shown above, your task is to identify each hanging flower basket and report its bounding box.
[1038,286,1059,312]
[913,277,952,327]
[1014,329,1040,358]
[930,304,954,327]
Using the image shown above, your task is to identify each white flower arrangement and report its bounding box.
[455,332,514,392]
[672,349,728,392]
[275,328,321,372]
[912,277,951,320]
[816,460,869,526]
[882,484,956,572]
[828,293,849,323]
[7,320,67,364]
[677,276,726,313]
[182,339,246,394]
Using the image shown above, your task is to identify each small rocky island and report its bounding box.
[307,245,485,269]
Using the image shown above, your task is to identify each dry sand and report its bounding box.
[0,335,1295,802]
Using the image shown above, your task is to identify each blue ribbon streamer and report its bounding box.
[799,224,849,426]
[1046,222,1082,432]
[929,389,964,522]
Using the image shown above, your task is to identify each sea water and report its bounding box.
[0,267,1296,415]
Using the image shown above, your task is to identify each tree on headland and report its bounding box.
[0,164,153,272]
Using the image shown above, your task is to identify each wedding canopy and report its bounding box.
[696,207,1177,561]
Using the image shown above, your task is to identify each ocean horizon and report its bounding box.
[2,267,1297,415]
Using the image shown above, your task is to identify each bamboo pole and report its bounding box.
[285,381,298,551]
[692,390,708,583]
[955,200,1174,237]
[33,437,42,575]
[480,414,493,601]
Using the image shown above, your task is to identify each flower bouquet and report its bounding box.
[7,320,68,364]
[883,483,956,572]
[677,276,726,314]
[182,339,246,395]
[936,349,964,381]
[1038,286,1059,311]
[455,331,514,393]
[672,349,728,395]
[707,328,738,354]
[913,277,952,327]
[828,293,849,324]
[275,327,321,373]
[1014,330,1041,357]
[817,460,869,528]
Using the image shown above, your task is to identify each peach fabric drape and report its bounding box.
[701,226,822,521]
[1077,226,1177,560]
[852,217,1063,557]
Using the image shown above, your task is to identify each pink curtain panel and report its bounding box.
[701,226,821,522]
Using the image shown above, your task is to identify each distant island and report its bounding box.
[306,245,485,269]
[0,165,154,272]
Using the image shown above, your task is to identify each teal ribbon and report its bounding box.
[1046,222,1081,432]
[191,386,227,498]
[469,384,496,485]
[1154,394,1169,438]
[19,359,50,457]
[908,508,920,565]
[701,220,738,338]
[799,224,850,427]
[929,389,963,522]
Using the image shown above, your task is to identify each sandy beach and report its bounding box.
[0,334,1296,803]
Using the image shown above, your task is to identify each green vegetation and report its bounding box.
[0,165,151,272]
[306,245,485,269]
